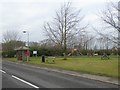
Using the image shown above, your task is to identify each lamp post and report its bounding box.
[23,31,30,62]
[23,31,29,48]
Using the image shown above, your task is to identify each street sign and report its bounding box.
[33,51,37,55]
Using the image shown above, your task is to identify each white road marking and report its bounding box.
[12,75,39,88]
[0,69,6,73]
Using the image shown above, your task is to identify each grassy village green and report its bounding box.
[6,55,119,78]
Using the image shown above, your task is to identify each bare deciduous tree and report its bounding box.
[2,30,23,57]
[43,2,87,59]
[2,30,21,43]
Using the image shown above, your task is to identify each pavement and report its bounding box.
[1,60,119,88]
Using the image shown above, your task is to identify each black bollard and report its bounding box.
[42,55,45,63]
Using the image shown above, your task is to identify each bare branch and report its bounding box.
[2,30,21,43]
[99,1,119,32]
[93,27,117,44]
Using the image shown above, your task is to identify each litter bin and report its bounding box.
[42,55,45,63]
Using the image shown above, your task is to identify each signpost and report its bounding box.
[33,51,37,57]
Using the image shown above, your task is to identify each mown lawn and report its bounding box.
[5,55,119,78]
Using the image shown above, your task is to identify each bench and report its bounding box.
[46,57,55,64]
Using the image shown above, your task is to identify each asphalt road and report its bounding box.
[2,73,33,88]
[1,60,119,88]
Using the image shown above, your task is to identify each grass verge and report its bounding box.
[4,55,119,78]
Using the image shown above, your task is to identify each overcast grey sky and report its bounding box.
[0,0,119,42]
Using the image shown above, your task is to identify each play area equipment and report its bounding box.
[101,53,109,60]
[67,48,83,56]
[15,46,30,61]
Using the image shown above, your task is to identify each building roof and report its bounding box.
[14,46,29,51]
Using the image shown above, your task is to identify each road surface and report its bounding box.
[1,60,118,88]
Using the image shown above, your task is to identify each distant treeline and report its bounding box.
[2,47,119,58]
[2,40,119,58]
